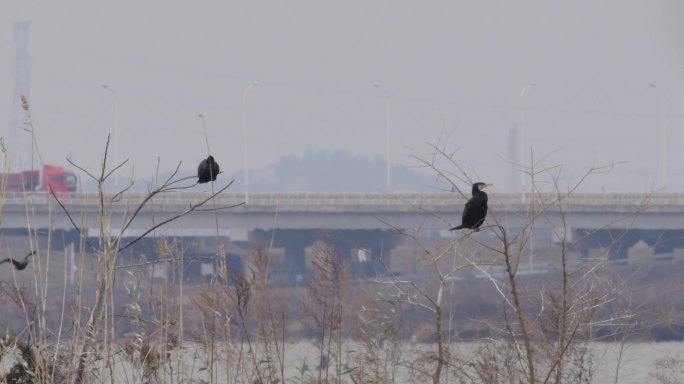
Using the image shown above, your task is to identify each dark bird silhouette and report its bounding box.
[0,251,37,271]
[198,155,220,183]
[450,182,491,231]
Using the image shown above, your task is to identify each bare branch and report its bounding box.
[67,157,98,182]
[117,183,232,253]
[115,255,216,269]
[103,158,130,181]
[48,187,97,251]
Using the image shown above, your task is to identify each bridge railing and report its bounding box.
[2,191,683,208]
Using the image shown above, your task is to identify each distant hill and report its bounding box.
[81,150,445,193]
[237,150,443,193]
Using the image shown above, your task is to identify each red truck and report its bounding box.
[3,164,78,193]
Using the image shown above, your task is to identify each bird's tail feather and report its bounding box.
[449,225,464,231]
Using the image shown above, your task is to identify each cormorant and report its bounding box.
[0,251,37,271]
[198,155,220,183]
[450,182,491,231]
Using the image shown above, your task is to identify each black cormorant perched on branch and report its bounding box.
[198,155,220,183]
[450,182,491,231]
[0,251,37,271]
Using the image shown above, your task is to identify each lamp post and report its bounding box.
[650,84,669,191]
[101,85,120,187]
[519,82,536,272]
[242,81,258,204]
[374,84,391,191]
[519,82,536,196]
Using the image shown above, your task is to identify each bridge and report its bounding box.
[2,191,679,230]
[1,192,683,270]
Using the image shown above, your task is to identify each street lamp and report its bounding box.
[519,82,536,196]
[242,81,258,204]
[374,84,391,191]
[101,85,120,187]
[519,82,536,272]
[650,84,669,191]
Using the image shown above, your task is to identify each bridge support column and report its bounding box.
[571,228,643,261]
[248,229,317,284]
[641,229,684,255]
[551,225,572,246]
[324,230,402,277]
[285,244,307,284]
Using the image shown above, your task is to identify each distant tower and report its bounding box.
[508,124,520,192]
[8,21,32,172]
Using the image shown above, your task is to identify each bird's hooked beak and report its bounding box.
[479,183,492,190]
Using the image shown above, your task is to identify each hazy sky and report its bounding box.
[1,1,682,192]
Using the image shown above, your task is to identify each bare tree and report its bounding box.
[370,135,648,383]
[50,135,232,383]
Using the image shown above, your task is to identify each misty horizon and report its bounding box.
[1,2,683,193]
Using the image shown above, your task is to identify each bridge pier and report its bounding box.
[571,228,684,260]
[247,229,315,285]
[248,228,402,278]
[323,229,400,275]
[639,229,684,255]
[571,228,639,260]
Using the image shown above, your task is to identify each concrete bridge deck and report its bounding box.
[0,191,680,231]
